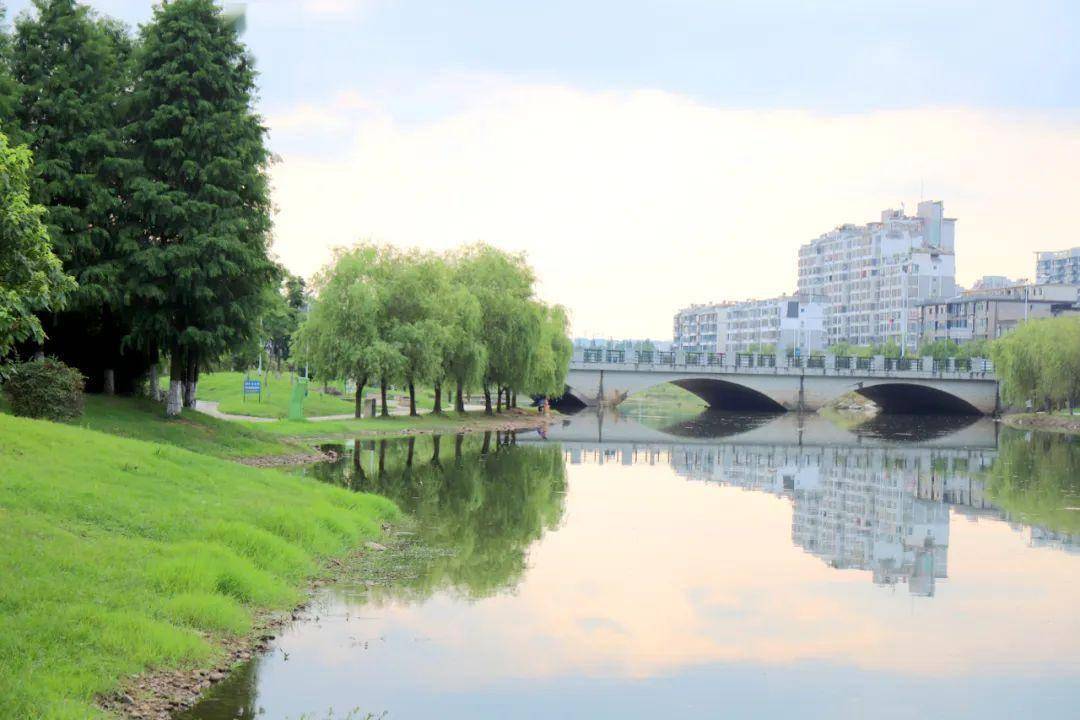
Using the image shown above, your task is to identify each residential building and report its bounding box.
[797,200,957,353]
[918,282,1080,344]
[970,275,1024,291]
[1036,247,1080,285]
[672,303,731,354]
[673,295,825,357]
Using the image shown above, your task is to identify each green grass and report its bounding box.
[618,383,707,415]
[71,395,304,459]
[166,371,357,419]
[0,413,399,719]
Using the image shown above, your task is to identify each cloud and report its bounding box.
[267,79,1080,339]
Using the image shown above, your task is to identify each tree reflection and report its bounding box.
[984,428,1080,534]
[315,433,567,599]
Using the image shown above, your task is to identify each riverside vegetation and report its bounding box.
[0,409,399,719]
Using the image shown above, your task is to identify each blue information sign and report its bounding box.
[243,379,262,402]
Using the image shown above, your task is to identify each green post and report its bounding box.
[288,378,307,420]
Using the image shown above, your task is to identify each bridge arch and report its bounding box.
[851,382,982,415]
[669,378,786,413]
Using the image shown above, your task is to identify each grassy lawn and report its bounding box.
[618,383,707,415]
[166,371,357,419]
[72,395,304,459]
[0,412,398,719]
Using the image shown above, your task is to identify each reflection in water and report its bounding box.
[311,433,568,598]
[183,418,1080,720]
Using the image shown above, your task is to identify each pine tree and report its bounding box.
[11,0,136,392]
[126,0,278,415]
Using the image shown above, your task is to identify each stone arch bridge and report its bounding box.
[563,350,999,415]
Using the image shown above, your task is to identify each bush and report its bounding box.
[2,358,85,421]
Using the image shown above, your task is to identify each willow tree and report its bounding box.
[11,0,135,392]
[125,0,277,415]
[455,244,539,414]
[523,303,573,400]
[294,247,384,418]
[0,132,75,358]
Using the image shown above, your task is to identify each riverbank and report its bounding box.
[1001,412,1080,435]
[63,395,558,466]
[0,412,399,719]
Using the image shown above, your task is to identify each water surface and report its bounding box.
[182,412,1080,719]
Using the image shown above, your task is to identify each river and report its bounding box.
[180,410,1080,720]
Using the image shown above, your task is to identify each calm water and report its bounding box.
[183,411,1080,720]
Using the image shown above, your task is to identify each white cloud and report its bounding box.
[267,80,1080,339]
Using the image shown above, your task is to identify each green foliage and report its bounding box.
[991,317,1080,410]
[0,411,398,718]
[297,242,571,416]
[0,131,75,357]
[2,356,84,420]
[313,434,567,599]
[125,0,279,405]
[984,428,1080,534]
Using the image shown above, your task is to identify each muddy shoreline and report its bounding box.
[97,524,425,720]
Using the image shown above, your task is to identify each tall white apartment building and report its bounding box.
[673,295,825,356]
[797,201,957,353]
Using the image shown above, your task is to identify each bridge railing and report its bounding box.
[572,349,995,376]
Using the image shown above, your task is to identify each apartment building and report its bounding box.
[797,201,957,352]
[672,302,731,354]
[1036,247,1080,285]
[673,295,825,356]
[919,283,1080,344]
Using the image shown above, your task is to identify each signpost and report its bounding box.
[243,378,262,403]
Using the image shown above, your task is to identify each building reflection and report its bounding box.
[553,439,1078,596]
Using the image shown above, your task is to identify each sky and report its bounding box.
[6,0,1080,338]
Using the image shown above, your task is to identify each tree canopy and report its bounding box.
[0,131,74,358]
[297,243,571,417]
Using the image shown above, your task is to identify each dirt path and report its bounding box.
[194,400,489,423]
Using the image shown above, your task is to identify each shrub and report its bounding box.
[2,358,85,421]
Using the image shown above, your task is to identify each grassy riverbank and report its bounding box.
[1001,412,1080,436]
[244,407,555,439]
[74,395,305,458]
[0,413,398,719]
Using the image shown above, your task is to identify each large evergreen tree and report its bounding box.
[11,0,136,392]
[126,0,278,415]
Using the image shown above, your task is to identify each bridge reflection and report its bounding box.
[521,411,1077,597]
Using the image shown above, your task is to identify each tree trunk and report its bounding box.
[433,382,442,414]
[481,431,491,454]
[456,379,466,413]
[182,355,199,409]
[166,350,183,417]
[149,364,162,402]
[353,376,367,419]
[377,439,386,477]
[408,381,417,417]
[103,369,115,395]
[454,433,464,463]
[431,435,442,467]
[496,387,503,413]
[406,436,415,467]
[380,379,389,417]
[483,385,492,415]
[511,390,517,408]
